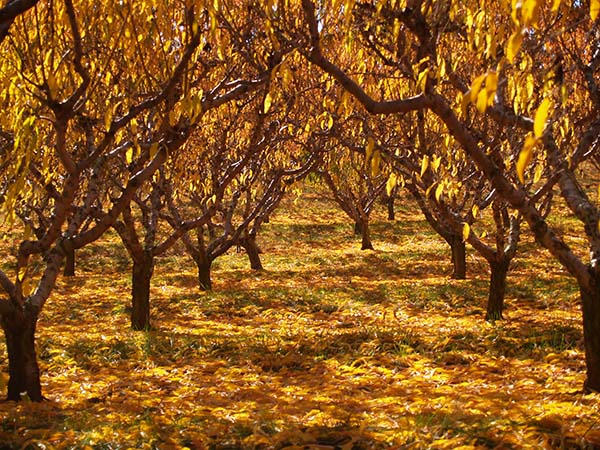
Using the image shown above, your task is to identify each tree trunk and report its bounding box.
[354,221,361,235]
[581,276,600,393]
[387,194,395,221]
[2,310,43,401]
[359,219,374,250]
[485,259,510,321]
[242,236,263,270]
[197,260,212,291]
[131,253,154,331]
[449,235,466,279]
[63,247,75,277]
[196,253,213,291]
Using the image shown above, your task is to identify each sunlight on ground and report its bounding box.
[0,193,599,449]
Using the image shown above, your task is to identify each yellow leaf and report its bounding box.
[462,223,470,242]
[437,57,446,79]
[592,0,600,21]
[534,97,552,138]
[366,137,375,161]
[435,183,443,202]
[420,155,429,177]
[386,173,397,196]
[417,68,429,93]
[125,147,133,164]
[522,0,541,27]
[149,142,159,159]
[516,133,537,183]
[425,182,436,198]
[507,30,523,63]
[469,73,487,103]
[22,278,32,297]
[263,93,272,114]
[476,89,488,113]
[472,205,479,218]
[552,0,560,12]
[485,71,498,107]
[511,0,520,25]
[371,150,381,177]
[526,73,535,99]
[431,155,442,172]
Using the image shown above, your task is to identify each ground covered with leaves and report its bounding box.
[0,192,599,449]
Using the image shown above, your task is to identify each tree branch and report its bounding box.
[300,0,431,115]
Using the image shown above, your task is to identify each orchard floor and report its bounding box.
[0,191,599,449]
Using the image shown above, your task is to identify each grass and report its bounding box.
[0,189,598,449]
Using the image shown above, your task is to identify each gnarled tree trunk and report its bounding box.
[131,252,154,331]
[2,308,42,401]
[485,258,510,321]
[581,275,600,393]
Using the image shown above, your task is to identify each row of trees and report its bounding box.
[0,0,599,401]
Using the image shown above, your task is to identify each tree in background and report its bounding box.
[0,0,283,401]
[170,80,323,290]
[296,0,600,391]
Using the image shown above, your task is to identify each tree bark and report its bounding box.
[485,259,510,321]
[581,276,600,393]
[241,235,263,270]
[387,194,395,221]
[449,235,466,279]
[131,253,154,331]
[197,260,212,291]
[359,218,374,250]
[63,247,75,277]
[2,309,42,401]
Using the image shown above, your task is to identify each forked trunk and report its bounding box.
[131,254,154,331]
[581,276,600,393]
[63,247,75,277]
[242,236,263,270]
[449,235,466,280]
[485,259,510,321]
[2,310,42,401]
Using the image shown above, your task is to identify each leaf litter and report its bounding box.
[0,192,598,449]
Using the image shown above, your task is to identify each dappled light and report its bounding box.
[1,0,600,448]
[1,194,597,449]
